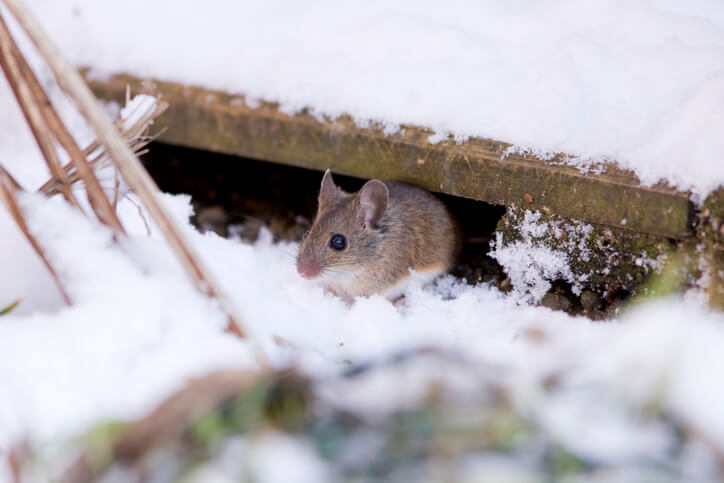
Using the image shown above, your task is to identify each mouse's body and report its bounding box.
[296,170,458,301]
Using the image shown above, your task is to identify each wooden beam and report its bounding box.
[702,189,724,309]
[88,73,693,239]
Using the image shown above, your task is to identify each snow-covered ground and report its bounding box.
[18,0,724,200]
[1,1,724,481]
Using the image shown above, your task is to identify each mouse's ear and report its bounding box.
[358,180,389,229]
[319,169,341,207]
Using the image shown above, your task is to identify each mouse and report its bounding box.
[296,169,459,303]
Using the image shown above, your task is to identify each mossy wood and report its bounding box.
[701,190,724,309]
[496,205,673,298]
[87,74,692,239]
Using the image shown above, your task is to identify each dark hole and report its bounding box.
[141,142,507,287]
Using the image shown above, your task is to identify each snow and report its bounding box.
[490,231,574,303]
[0,192,255,442]
[15,0,724,199]
[1,2,724,481]
[119,93,156,131]
[489,209,595,302]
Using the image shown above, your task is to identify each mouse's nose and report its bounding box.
[297,259,322,279]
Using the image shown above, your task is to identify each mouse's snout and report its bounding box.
[297,257,323,279]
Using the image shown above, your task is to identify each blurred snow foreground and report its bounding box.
[0,1,723,482]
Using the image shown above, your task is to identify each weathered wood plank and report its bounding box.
[701,190,724,309]
[88,73,693,239]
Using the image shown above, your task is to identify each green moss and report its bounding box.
[188,372,310,447]
[549,445,587,478]
[698,189,724,309]
[496,205,674,296]
[81,421,127,473]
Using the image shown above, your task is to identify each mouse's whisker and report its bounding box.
[280,250,298,261]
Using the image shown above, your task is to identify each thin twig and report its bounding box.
[124,195,152,236]
[112,168,120,211]
[0,165,72,306]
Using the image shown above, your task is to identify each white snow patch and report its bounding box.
[489,210,588,303]
[119,93,157,130]
[490,232,573,304]
[427,132,447,145]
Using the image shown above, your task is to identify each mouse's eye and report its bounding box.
[302,230,309,241]
[329,234,347,251]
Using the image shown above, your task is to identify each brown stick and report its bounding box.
[0,14,80,209]
[0,165,72,306]
[0,0,255,349]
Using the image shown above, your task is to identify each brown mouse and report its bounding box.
[296,170,459,302]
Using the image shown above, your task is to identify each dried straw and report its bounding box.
[0,0,260,356]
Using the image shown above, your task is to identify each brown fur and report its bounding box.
[296,170,459,299]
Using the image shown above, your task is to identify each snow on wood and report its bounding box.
[19,0,724,199]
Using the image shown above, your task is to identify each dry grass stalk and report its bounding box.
[0,298,21,315]
[38,92,169,197]
[0,14,80,210]
[0,166,72,306]
[0,12,125,233]
[1,0,257,349]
